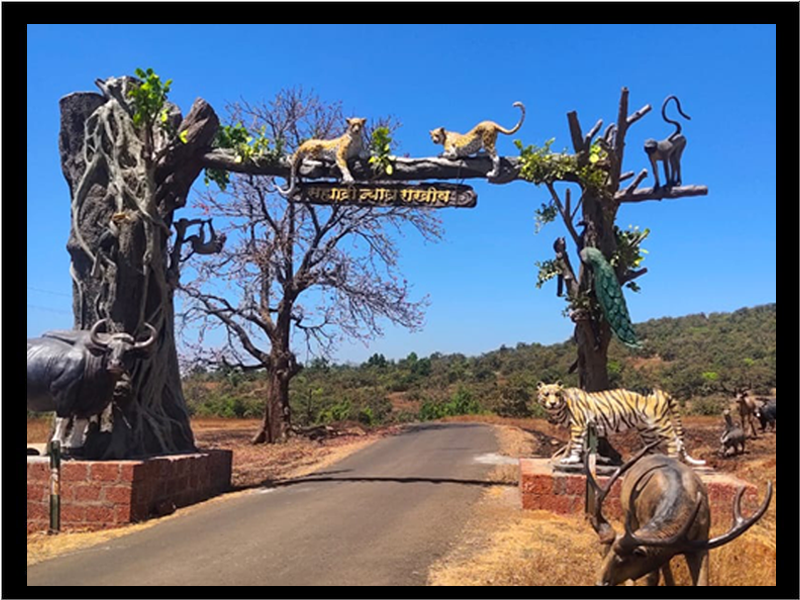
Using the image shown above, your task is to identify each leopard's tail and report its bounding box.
[496,102,526,135]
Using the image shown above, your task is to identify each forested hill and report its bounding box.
[183,304,776,422]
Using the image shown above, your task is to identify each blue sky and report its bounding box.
[27,24,776,364]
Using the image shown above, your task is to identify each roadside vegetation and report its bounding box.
[181,304,775,428]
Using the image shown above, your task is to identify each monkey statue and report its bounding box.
[643,95,691,189]
[181,219,226,261]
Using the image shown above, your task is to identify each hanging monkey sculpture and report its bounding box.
[181,219,226,261]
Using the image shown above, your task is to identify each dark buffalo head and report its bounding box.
[88,319,157,376]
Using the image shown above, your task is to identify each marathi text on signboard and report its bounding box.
[294,182,477,209]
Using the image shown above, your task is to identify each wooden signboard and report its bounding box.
[295,182,477,208]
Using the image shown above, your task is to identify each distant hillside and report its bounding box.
[183,304,776,423]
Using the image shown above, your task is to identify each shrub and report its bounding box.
[688,395,726,416]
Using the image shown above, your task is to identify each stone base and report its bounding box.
[27,450,232,534]
[520,458,761,526]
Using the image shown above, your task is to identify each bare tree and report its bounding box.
[180,90,442,443]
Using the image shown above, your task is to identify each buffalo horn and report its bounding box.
[134,322,157,353]
[89,319,111,348]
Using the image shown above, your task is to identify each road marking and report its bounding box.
[473,453,518,465]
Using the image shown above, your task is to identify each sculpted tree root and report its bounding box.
[57,78,217,458]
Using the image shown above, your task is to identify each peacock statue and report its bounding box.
[579,247,640,349]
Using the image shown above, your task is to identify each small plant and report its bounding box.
[534,259,561,289]
[127,67,172,132]
[369,126,395,176]
[611,224,650,292]
[515,139,576,185]
[204,123,285,191]
[357,407,374,426]
[689,395,726,416]
[534,202,560,233]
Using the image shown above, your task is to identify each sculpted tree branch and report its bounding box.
[615,185,708,203]
[202,149,528,183]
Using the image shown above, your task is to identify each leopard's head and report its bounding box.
[537,381,565,410]
[346,117,367,136]
[429,127,447,145]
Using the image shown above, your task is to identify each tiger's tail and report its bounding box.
[657,389,706,466]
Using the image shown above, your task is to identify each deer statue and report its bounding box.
[585,443,772,586]
[734,389,761,439]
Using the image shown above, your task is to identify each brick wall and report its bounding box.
[27,450,232,534]
[520,458,761,528]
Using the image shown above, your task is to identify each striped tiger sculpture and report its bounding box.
[537,382,705,466]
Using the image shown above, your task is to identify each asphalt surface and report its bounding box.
[27,422,499,586]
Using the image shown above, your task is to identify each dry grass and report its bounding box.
[27,417,52,444]
[430,509,599,586]
[429,417,777,587]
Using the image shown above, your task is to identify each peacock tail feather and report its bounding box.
[580,247,640,349]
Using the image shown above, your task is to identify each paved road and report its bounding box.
[28,422,499,586]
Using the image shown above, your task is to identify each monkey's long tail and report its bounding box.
[662,95,691,136]
[276,155,298,198]
[497,101,526,135]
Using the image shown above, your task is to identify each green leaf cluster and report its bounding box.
[127,67,173,131]
[515,139,576,184]
[534,259,561,289]
[204,123,286,191]
[534,201,559,233]
[515,138,608,196]
[419,387,482,420]
[368,126,395,176]
[611,224,650,287]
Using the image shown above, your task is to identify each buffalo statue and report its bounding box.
[27,319,156,420]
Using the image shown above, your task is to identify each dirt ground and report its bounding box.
[27,415,776,585]
[429,415,777,587]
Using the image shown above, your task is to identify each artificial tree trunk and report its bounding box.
[55,81,219,458]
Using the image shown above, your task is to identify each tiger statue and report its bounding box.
[278,117,368,198]
[537,381,705,466]
[429,101,525,179]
